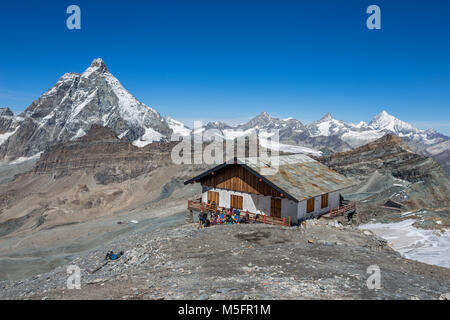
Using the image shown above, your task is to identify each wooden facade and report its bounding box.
[200,164,282,198]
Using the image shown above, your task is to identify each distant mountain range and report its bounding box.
[200,110,448,154]
[0,58,448,172]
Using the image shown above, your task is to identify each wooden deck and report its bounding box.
[321,201,357,219]
[188,199,357,225]
[187,200,292,227]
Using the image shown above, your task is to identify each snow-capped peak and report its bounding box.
[82,58,109,78]
[163,116,191,137]
[0,107,14,117]
[91,58,107,68]
[255,111,271,120]
[369,110,418,134]
[308,112,346,137]
[370,110,394,125]
[318,112,333,122]
[352,120,368,128]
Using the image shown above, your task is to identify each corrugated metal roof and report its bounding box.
[239,154,354,201]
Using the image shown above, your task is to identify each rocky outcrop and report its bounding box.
[33,124,176,184]
[317,135,450,210]
[421,140,450,174]
[0,108,15,135]
[430,148,450,174]
[318,135,442,180]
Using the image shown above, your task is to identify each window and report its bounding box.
[321,193,329,208]
[208,191,219,206]
[307,198,315,213]
[230,194,243,210]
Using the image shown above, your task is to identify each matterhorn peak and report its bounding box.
[82,58,109,77]
[90,58,108,71]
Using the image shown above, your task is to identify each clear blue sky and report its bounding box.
[0,0,449,134]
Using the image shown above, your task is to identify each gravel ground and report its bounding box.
[0,219,449,300]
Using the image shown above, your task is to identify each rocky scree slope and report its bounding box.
[317,135,450,221]
[0,223,449,300]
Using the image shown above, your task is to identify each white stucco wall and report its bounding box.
[202,186,272,214]
[281,198,298,224]
[202,186,341,225]
[297,191,341,220]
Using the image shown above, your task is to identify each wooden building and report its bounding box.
[185,154,354,224]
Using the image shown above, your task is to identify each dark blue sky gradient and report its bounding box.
[0,0,449,133]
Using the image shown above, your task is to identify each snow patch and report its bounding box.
[359,219,450,268]
[69,88,98,121]
[71,128,86,140]
[133,127,165,147]
[0,127,19,145]
[9,152,42,164]
[259,139,322,156]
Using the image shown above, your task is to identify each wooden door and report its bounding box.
[230,194,243,210]
[208,191,219,206]
[321,193,328,208]
[270,198,282,218]
[306,198,315,213]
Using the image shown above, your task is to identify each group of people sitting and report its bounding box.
[198,207,250,228]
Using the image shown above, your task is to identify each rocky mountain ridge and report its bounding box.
[316,134,450,221]
[33,124,176,184]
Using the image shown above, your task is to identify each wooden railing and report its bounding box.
[187,199,203,211]
[187,200,291,227]
[326,201,357,218]
[246,211,291,227]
